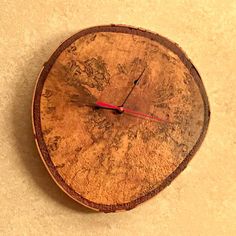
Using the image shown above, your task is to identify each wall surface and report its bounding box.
[0,0,236,235]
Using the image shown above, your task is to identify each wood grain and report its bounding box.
[32,25,210,212]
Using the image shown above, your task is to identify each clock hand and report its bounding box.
[120,67,146,107]
[95,101,166,122]
[123,107,166,122]
[95,101,122,111]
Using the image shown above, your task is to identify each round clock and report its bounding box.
[32,25,210,212]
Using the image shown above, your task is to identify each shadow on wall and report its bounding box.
[11,32,95,214]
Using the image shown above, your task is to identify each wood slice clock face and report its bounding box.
[32,25,210,212]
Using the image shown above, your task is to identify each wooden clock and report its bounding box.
[32,25,210,212]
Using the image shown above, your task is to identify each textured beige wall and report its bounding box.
[0,0,236,235]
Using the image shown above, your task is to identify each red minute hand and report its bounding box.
[95,101,166,122]
[123,107,165,122]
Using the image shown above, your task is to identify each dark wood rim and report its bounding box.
[32,24,210,212]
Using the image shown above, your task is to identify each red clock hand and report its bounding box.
[95,101,166,122]
[123,107,165,122]
[95,101,120,111]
